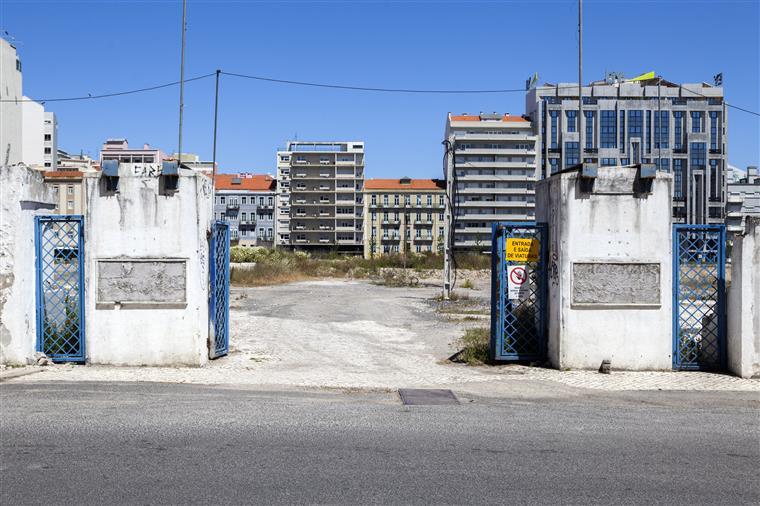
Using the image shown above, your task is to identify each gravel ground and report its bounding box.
[10,277,760,393]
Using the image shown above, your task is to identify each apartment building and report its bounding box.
[444,113,538,250]
[525,74,727,224]
[363,177,446,258]
[100,138,165,164]
[1,37,23,167]
[726,166,760,235]
[214,173,277,246]
[45,171,86,215]
[276,141,364,252]
[21,98,58,170]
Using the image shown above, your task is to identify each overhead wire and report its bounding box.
[2,70,757,116]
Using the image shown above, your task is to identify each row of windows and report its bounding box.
[371,211,444,222]
[218,195,274,206]
[551,109,717,153]
[370,194,444,206]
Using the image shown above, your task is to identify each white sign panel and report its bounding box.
[507,265,530,300]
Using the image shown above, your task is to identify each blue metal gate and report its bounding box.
[209,221,230,359]
[34,216,85,362]
[490,222,548,361]
[673,224,726,371]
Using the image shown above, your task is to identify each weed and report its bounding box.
[452,327,490,365]
[461,279,475,289]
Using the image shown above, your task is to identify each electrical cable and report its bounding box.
[0,73,216,103]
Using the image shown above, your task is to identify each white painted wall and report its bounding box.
[727,217,760,378]
[536,167,674,370]
[0,165,55,365]
[0,39,23,167]
[21,97,44,168]
[83,165,213,366]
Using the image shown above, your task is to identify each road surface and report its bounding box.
[1,381,758,505]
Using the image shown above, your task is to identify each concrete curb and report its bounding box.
[0,368,44,382]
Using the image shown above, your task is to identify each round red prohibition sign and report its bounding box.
[509,267,527,285]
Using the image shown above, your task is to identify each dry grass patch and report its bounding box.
[451,327,491,365]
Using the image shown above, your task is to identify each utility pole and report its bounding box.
[177,0,187,167]
[578,0,583,162]
[443,135,455,299]
[211,69,221,205]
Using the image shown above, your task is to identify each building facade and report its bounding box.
[214,173,276,247]
[100,138,166,165]
[726,166,760,235]
[525,75,727,224]
[45,171,86,215]
[444,113,537,250]
[21,98,58,170]
[276,141,364,252]
[0,37,23,167]
[362,178,446,258]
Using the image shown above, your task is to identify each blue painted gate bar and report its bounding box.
[34,215,85,362]
[490,222,548,361]
[209,221,230,359]
[672,224,726,371]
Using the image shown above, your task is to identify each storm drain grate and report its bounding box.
[398,389,459,406]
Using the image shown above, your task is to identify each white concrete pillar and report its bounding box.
[727,217,760,378]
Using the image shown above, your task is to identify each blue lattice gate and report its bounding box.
[35,216,85,362]
[490,222,548,361]
[673,225,726,371]
[209,221,230,359]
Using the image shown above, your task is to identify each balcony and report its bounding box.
[239,220,256,227]
[226,202,240,210]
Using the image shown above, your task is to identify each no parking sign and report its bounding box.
[507,265,529,300]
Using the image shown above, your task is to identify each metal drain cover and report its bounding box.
[398,389,459,406]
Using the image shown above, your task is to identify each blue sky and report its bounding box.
[2,0,758,178]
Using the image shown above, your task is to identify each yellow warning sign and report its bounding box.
[505,238,540,262]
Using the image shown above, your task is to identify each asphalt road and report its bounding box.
[1,382,758,505]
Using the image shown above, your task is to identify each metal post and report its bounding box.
[443,135,455,299]
[578,0,583,161]
[211,69,221,204]
[177,0,187,167]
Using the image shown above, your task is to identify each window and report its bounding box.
[710,159,720,200]
[67,201,74,210]
[691,111,704,133]
[659,158,669,172]
[628,110,643,140]
[619,110,626,152]
[645,111,652,153]
[439,212,444,220]
[673,159,685,199]
[549,158,559,174]
[600,111,617,148]
[44,147,52,154]
[585,111,594,149]
[674,112,683,150]
[268,197,273,206]
[67,185,74,195]
[259,197,264,206]
[371,194,377,205]
[267,228,273,238]
[52,185,59,195]
[394,194,399,205]
[241,197,247,205]
[690,142,706,170]
[566,111,577,132]
[710,111,719,150]
[438,226,444,237]
[565,142,580,167]
[438,195,444,206]
[383,194,389,206]
[415,229,421,238]
[654,111,669,149]
[550,111,559,149]
[44,134,51,141]
[620,158,630,165]
[241,212,247,221]
[416,245,421,253]
[601,158,617,167]
[426,195,432,206]
[416,194,422,205]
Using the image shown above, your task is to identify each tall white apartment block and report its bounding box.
[276,141,365,251]
[444,113,537,250]
[1,38,23,167]
[43,112,58,170]
[21,98,57,170]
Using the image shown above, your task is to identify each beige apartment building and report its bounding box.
[276,141,364,252]
[45,171,87,215]
[363,177,446,258]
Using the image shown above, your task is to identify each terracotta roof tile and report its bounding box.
[215,173,275,191]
